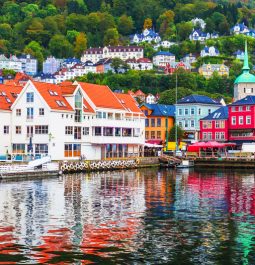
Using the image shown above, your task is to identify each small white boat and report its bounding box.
[176,160,194,168]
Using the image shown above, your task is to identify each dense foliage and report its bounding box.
[0,0,254,62]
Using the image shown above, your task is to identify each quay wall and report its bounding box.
[194,158,255,168]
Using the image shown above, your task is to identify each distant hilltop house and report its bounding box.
[126,58,153,71]
[43,56,62,74]
[153,51,175,67]
[198,63,229,78]
[200,46,220,57]
[130,28,161,44]
[128,89,158,104]
[233,50,245,60]
[191,18,206,30]
[189,29,219,42]
[153,40,175,50]
[181,53,197,64]
[231,23,250,35]
[81,45,144,64]
[164,61,191,75]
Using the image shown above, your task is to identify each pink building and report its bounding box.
[228,96,255,142]
[199,106,229,142]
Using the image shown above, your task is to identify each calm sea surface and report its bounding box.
[0,168,255,264]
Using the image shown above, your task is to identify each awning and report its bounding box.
[146,140,163,145]
[187,141,235,152]
[144,143,163,148]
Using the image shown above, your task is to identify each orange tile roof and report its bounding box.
[83,98,95,113]
[60,85,77,95]
[32,82,73,111]
[78,82,125,110]
[114,93,144,115]
[0,84,23,110]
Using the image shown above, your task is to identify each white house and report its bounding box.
[200,46,220,57]
[231,23,250,35]
[146,94,156,104]
[2,81,145,161]
[18,54,38,76]
[191,18,206,30]
[130,28,161,44]
[0,55,23,73]
[153,51,175,67]
[126,58,153,70]
[43,56,61,74]
[182,53,197,64]
[189,29,211,41]
[234,50,245,60]
[81,46,144,64]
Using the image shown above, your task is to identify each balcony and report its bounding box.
[91,135,143,144]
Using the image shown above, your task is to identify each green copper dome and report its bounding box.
[234,40,255,84]
[234,72,255,84]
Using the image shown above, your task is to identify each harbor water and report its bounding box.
[0,168,255,264]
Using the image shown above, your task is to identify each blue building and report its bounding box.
[175,95,222,141]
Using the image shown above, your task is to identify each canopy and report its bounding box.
[144,143,163,148]
[188,141,236,152]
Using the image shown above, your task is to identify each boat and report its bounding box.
[158,155,182,168]
[176,160,194,168]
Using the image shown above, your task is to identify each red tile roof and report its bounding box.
[32,82,73,111]
[134,89,145,96]
[78,82,125,110]
[0,84,22,110]
[114,93,144,115]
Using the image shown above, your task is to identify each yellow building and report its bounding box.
[140,103,175,146]
[198,63,229,78]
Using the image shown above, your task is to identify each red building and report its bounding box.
[164,61,191,74]
[228,96,255,142]
[199,106,229,141]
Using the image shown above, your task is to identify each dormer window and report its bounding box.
[56,100,66,107]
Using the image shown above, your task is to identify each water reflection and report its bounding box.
[0,168,255,264]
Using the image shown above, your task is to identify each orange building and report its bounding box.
[140,103,175,145]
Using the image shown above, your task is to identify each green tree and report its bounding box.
[104,28,119,45]
[74,32,87,57]
[176,22,193,41]
[158,87,192,105]
[169,125,184,141]
[49,34,74,58]
[110,58,129,73]
[24,41,44,68]
[67,0,88,14]
[117,15,134,35]
[66,30,79,43]
[0,23,12,39]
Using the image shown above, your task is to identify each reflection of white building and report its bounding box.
[2,81,145,160]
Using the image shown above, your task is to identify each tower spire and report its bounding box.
[242,39,250,72]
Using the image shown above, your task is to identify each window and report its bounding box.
[27,107,34,119]
[220,121,225,128]
[232,116,236,125]
[208,132,212,140]
[145,119,149,127]
[239,116,243,125]
[216,132,220,140]
[215,121,220,128]
[3,126,9,134]
[151,118,155,127]
[64,144,72,157]
[208,109,211,114]
[198,108,201,115]
[96,111,102,118]
[178,121,182,128]
[232,107,236,112]
[83,127,89,135]
[145,131,149,139]
[133,128,140,137]
[73,144,81,157]
[115,128,121,136]
[35,125,48,134]
[39,108,44,116]
[12,144,25,154]
[74,126,81,139]
[184,120,188,128]
[16,109,21,116]
[103,127,113,136]
[185,109,189,115]
[203,121,212,129]
[27,126,33,137]
[65,126,73,135]
[75,109,82,122]
[247,106,251,111]
[56,100,66,107]
[220,132,225,140]
[202,132,207,140]
[191,108,195,115]
[122,128,132,137]
[157,131,161,139]
[246,116,251,124]
[190,120,195,128]
[95,127,101,136]
[157,118,161,127]
[16,126,21,134]
[26,92,34,103]
[178,109,183,115]
[151,131,155,139]
[239,106,243,111]
[35,144,48,154]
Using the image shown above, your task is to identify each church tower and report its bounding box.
[234,40,255,101]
